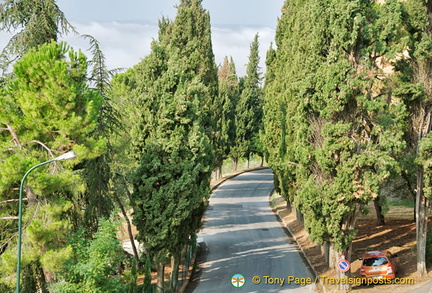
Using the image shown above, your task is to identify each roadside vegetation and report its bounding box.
[0,0,262,292]
[0,0,431,292]
[263,0,432,286]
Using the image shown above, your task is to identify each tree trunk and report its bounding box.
[333,206,359,290]
[170,255,180,292]
[41,268,53,287]
[322,241,330,267]
[286,201,292,214]
[260,156,264,167]
[113,193,140,262]
[401,171,417,222]
[232,157,238,171]
[328,243,336,269]
[22,261,48,293]
[416,167,428,277]
[373,197,385,226]
[156,263,165,293]
[295,206,303,222]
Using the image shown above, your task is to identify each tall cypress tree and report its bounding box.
[263,1,406,287]
[232,34,262,167]
[215,56,239,177]
[389,0,432,277]
[128,1,218,291]
[171,0,219,137]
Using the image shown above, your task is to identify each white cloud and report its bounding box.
[212,26,275,76]
[60,21,158,71]
[1,21,276,77]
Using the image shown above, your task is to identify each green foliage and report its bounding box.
[233,34,263,160]
[131,142,205,263]
[215,56,240,168]
[24,201,74,272]
[127,258,138,293]
[389,0,432,276]
[112,2,218,290]
[141,256,152,293]
[418,134,432,198]
[0,0,76,70]
[1,41,103,154]
[128,52,213,260]
[79,35,122,235]
[263,0,406,252]
[109,69,140,176]
[393,0,432,199]
[49,217,127,293]
[0,41,105,289]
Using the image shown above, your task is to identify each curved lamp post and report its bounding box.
[16,151,76,293]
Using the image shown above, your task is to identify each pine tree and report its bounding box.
[0,41,105,290]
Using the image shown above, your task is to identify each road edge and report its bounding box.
[270,191,325,293]
[178,166,268,293]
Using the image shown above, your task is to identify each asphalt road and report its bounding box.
[188,169,316,292]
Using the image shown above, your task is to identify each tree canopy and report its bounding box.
[0,41,106,290]
[0,0,75,69]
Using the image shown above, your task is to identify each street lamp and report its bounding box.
[16,151,76,293]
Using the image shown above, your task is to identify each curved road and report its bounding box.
[188,169,316,292]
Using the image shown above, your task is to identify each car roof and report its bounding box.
[362,251,388,258]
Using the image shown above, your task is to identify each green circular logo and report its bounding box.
[231,273,245,288]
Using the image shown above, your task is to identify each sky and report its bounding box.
[1,0,285,77]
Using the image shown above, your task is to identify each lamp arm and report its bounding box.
[16,159,54,293]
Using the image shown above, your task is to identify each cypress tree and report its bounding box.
[215,56,240,176]
[128,1,218,291]
[263,1,406,286]
[233,34,262,167]
[389,0,432,277]
[171,0,219,136]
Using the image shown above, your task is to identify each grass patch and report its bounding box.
[218,155,263,177]
[387,200,415,208]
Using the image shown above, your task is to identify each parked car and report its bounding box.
[359,251,398,279]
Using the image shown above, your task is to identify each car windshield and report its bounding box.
[363,257,388,266]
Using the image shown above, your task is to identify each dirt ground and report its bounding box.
[271,193,432,293]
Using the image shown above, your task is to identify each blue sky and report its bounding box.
[1,0,285,76]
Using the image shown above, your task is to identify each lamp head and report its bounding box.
[54,151,77,161]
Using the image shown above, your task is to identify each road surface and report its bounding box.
[188,169,316,292]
